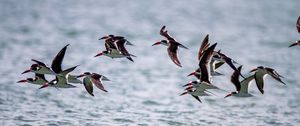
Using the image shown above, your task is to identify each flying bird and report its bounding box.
[97,35,135,62]
[22,59,54,75]
[17,73,48,85]
[77,72,110,96]
[152,26,188,67]
[224,66,255,98]
[250,66,286,94]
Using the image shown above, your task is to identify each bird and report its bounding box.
[49,44,81,84]
[77,72,110,96]
[180,86,213,103]
[198,43,218,84]
[97,35,135,62]
[289,16,300,47]
[39,66,78,89]
[224,65,255,98]
[152,26,188,67]
[17,73,48,85]
[188,34,224,79]
[37,44,80,89]
[250,66,286,94]
[184,43,221,91]
[183,80,220,90]
[21,44,81,84]
[21,59,55,75]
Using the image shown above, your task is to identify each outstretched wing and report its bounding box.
[83,77,94,96]
[265,67,286,85]
[167,43,182,67]
[160,25,176,41]
[31,59,47,67]
[91,74,108,92]
[51,44,69,73]
[230,66,242,92]
[199,43,217,83]
[198,34,210,60]
[254,72,265,94]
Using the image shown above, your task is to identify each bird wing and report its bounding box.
[115,39,134,62]
[59,65,78,76]
[160,25,176,41]
[265,67,286,85]
[198,34,210,60]
[91,74,108,92]
[167,43,182,67]
[191,95,202,103]
[254,72,265,94]
[239,75,255,94]
[230,66,242,92]
[51,44,69,73]
[220,54,245,78]
[83,77,94,96]
[31,59,47,67]
[297,16,300,33]
[199,43,217,84]
[115,39,130,56]
[113,36,125,40]
[105,39,117,50]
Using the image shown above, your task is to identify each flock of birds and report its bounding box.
[18,16,300,103]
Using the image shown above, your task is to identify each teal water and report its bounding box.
[1,0,300,125]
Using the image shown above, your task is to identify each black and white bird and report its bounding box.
[250,66,286,94]
[224,66,255,98]
[96,35,135,62]
[39,66,78,89]
[22,59,55,75]
[188,34,224,79]
[77,72,110,96]
[181,41,221,103]
[152,26,188,67]
[180,86,214,103]
[17,73,48,85]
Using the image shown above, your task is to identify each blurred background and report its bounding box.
[0,0,300,125]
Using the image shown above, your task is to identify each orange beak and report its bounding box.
[94,52,103,57]
[187,71,196,77]
[22,69,31,74]
[250,68,257,73]
[17,80,27,83]
[77,74,85,78]
[182,82,192,87]
[152,41,161,46]
[99,36,109,40]
[184,86,193,91]
[39,83,49,89]
[224,93,233,98]
[180,91,188,96]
